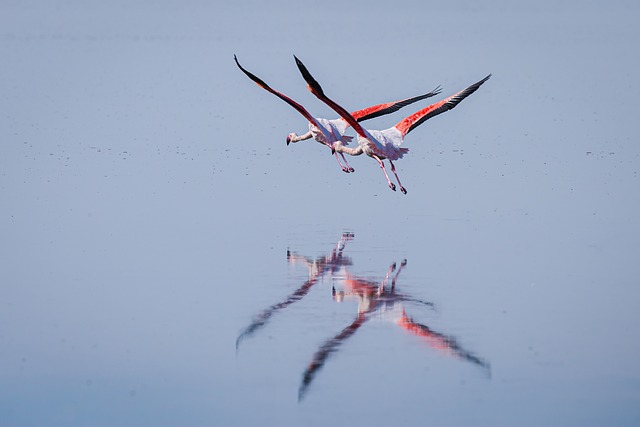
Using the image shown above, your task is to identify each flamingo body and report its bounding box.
[294,55,490,193]
[361,127,409,161]
[309,117,352,147]
[235,54,440,173]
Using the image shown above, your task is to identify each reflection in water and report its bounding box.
[299,260,433,400]
[236,233,354,349]
[236,233,490,401]
[299,259,490,400]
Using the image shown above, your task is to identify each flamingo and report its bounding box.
[294,55,491,193]
[234,55,441,173]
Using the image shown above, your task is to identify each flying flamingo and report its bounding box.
[234,55,441,173]
[294,55,491,193]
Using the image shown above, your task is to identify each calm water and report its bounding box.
[2,1,639,426]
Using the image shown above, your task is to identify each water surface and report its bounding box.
[1,1,639,426]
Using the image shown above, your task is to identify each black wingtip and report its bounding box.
[294,55,324,96]
[471,74,492,92]
[233,54,245,72]
[234,55,272,90]
[233,54,245,69]
[293,55,305,70]
[293,55,304,73]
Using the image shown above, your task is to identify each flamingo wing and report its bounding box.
[234,55,321,128]
[293,55,374,141]
[236,277,318,350]
[398,311,490,372]
[395,74,491,137]
[350,86,443,122]
[298,313,367,401]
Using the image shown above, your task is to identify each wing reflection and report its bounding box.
[236,232,354,350]
[236,233,491,401]
[299,259,430,400]
[398,311,491,373]
[299,259,490,400]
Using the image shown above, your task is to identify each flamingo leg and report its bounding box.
[372,155,395,191]
[333,151,351,173]
[391,259,407,292]
[339,152,355,173]
[389,160,407,194]
[379,262,397,295]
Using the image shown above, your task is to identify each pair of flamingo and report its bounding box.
[235,55,490,194]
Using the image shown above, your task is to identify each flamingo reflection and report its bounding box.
[299,259,491,400]
[235,234,491,402]
[236,232,354,350]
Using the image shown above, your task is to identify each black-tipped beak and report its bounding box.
[286,135,291,145]
[331,147,335,155]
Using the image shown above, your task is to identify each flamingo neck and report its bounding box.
[290,131,312,143]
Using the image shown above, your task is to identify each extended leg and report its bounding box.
[391,259,407,292]
[372,155,395,191]
[339,152,355,173]
[333,151,351,173]
[389,160,407,194]
[377,262,396,296]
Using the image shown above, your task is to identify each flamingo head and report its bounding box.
[286,133,297,145]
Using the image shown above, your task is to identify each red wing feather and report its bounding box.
[350,86,442,122]
[395,74,491,137]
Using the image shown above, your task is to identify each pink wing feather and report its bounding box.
[395,74,491,137]
[349,87,442,122]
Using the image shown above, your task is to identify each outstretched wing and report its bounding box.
[398,311,491,374]
[395,74,491,137]
[350,87,442,122]
[298,313,367,401]
[234,55,321,128]
[236,276,318,350]
[294,55,375,141]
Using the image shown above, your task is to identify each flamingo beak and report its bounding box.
[286,135,291,145]
[331,147,335,155]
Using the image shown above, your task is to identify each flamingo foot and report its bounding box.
[348,167,355,173]
[400,186,407,194]
[342,167,351,173]
[389,182,396,191]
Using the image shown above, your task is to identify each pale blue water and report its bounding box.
[1,1,639,426]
